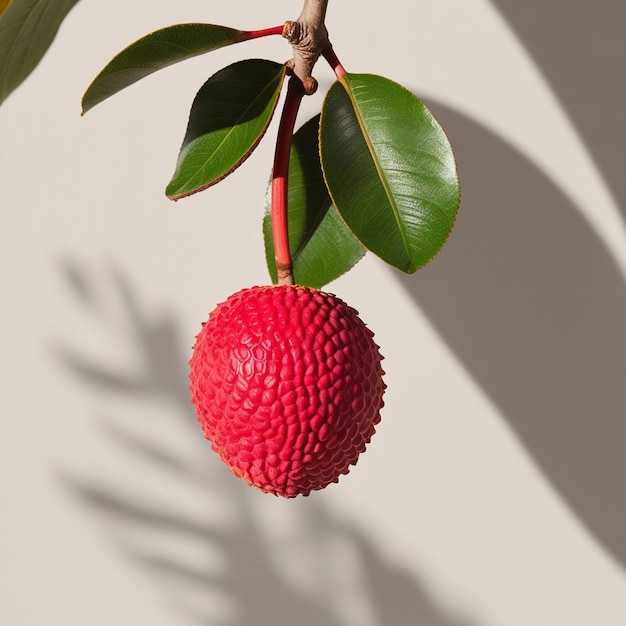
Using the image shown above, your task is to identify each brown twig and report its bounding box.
[282,0,330,95]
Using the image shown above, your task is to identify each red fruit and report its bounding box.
[189,285,385,497]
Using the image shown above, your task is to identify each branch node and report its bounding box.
[282,21,301,43]
[281,1,329,93]
[303,76,318,95]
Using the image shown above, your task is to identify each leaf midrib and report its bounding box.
[171,64,284,194]
[339,74,411,263]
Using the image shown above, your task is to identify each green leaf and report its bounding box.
[263,115,366,288]
[82,23,246,114]
[167,59,286,200]
[0,0,80,105]
[320,73,460,273]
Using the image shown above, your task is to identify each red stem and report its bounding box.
[271,76,305,285]
[321,45,347,79]
[240,24,286,41]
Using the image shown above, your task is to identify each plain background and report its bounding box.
[1,1,625,624]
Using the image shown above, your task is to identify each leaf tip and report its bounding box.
[80,95,93,116]
[165,180,189,201]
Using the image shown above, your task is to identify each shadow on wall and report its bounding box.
[406,0,626,571]
[55,261,477,626]
[49,3,625,618]
[398,99,626,570]
[491,0,626,220]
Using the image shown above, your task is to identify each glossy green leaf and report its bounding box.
[167,59,286,200]
[264,115,365,288]
[0,0,80,105]
[82,23,246,114]
[320,73,460,273]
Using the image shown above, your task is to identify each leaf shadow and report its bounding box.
[491,0,626,221]
[55,259,478,626]
[397,99,626,569]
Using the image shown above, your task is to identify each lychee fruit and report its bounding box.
[189,284,385,497]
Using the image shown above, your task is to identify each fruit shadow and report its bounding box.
[396,99,626,569]
[55,260,477,626]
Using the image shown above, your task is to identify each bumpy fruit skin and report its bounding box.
[189,285,385,497]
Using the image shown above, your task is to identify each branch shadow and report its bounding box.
[54,259,478,626]
[398,100,626,569]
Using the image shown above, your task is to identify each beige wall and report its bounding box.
[1,1,625,625]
